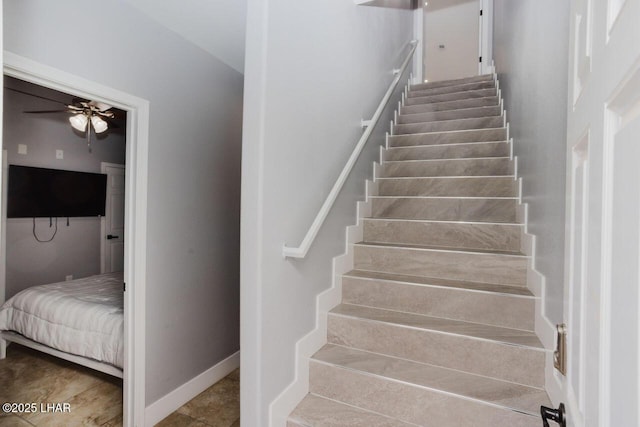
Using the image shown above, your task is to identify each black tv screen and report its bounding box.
[8,165,107,218]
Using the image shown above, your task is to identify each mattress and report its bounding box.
[0,272,124,368]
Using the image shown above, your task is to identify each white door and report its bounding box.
[101,163,125,273]
[423,0,480,81]
[564,0,640,425]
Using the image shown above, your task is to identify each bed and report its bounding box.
[0,272,124,378]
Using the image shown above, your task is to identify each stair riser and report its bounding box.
[342,277,535,330]
[327,316,544,387]
[401,97,499,115]
[310,363,540,427]
[386,142,510,161]
[288,395,415,427]
[398,105,502,124]
[288,394,415,427]
[381,158,513,178]
[363,220,521,252]
[405,88,497,106]
[354,245,527,286]
[411,74,494,91]
[377,177,517,197]
[394,116,504,135]
[409,81,496,98]
[389,128,507,147]
[371,198,517,222]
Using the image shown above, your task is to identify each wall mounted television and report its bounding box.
[7,165,107,218]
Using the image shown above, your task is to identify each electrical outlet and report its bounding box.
[18,144,27,155]
[56,150,64,159]
[65,275,73,281]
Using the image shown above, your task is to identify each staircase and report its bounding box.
[288,74,551,426]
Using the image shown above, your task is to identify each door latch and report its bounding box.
[107,234,120,240]
[554,323,567,375]
[541,403,566,427]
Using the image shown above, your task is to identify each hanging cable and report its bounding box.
[33,217,58,243]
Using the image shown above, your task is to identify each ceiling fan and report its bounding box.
[26,100,115,152]
[9,86,119,152]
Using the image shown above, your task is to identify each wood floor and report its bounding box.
[0,344,239,426]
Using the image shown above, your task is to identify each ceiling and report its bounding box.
[123,0,248,74]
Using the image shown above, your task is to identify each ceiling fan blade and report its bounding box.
[96,110,115,119]
[6,87,70,106]
[24,109,72,114]
[90,101,113,112]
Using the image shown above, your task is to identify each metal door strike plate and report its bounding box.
[554,324,567,375]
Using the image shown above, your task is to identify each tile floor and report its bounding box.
[155,369,240,427]
[0,344,240,427]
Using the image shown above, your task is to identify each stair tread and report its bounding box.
[400,99,501,116]
[371,195,517,198]
[354,241,525,256]
[376,177,518,198]
[395,115,502,128]
[313,344,549,416]
[399,114,501,124]
[330,304,544,349]
[408,81,495,98]
[376,176,516,181]
[363,217,522,225]
[383,156,511,163]
[392,127,506,138]
[289,394,416,427]
[386,140,509,150]
[410,74,493,90]
[383,145,512,162]
[397,106,502,124]
[403,95,499,106]
[406,88,497,104]
[389,128,508,148]
[376,175,514,181]
[344,270,533,296]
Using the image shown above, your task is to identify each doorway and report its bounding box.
[422,0,488,81]
[1,53,150,426]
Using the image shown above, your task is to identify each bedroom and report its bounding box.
[1,1,244,425]
[0,75,127,425]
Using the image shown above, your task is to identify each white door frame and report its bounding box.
[479,0,494,75]
[1,52,150,427]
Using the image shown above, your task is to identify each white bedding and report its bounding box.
[0,272,124,368]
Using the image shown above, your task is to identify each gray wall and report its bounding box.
[123,0,247,73]
[4,0,243,406]
[241,0,414,424]
[492,1,570,323]
[3,80,126,298]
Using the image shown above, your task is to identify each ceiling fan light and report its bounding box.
[91,115,108,133]
[69,114,88,132]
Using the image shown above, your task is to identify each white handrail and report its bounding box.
[283,40,418,259]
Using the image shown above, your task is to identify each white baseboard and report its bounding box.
[145,351,240,426]
[268,176,377,426]
[513,146,578,425]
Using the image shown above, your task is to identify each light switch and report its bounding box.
[18,144,27,155]
[56,150,64,159]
